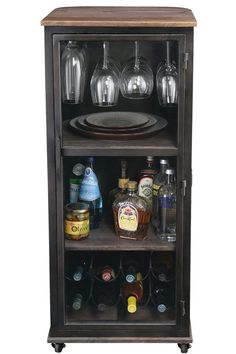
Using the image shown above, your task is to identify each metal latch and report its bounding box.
[183,52,189,70]
[181,180,187,197]
[180,300,186,316]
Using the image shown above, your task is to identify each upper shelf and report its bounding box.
[62,125,178,156]
[41,7,197,28]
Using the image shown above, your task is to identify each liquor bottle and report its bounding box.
[93,282,118,312]
[138,156,157,206]
[152,284,171,313]
[109,160,129,206]
[69,163,85,203]
[122,273,143,313]
[158,169,176,242]
[97,265,115,282]
[152,159,169,230]
[113,181,151,240]
[79,157,103,229]
[151,252,174,282]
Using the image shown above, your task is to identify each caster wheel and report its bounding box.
[51,343,66,353]
[178,343,191,353]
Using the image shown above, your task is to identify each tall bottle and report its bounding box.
[152,159,169,230]
[78,157,103,229]
[151,252,174,282]
[122,273,143,313]
[158,169,176,242]
[109,160,129,206]
[113,181,151,240]
[69,163,85,203]
[61,41,87,104]
[138,156,157,206]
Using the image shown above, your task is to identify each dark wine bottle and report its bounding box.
[151,252,174,282]
[93,282,118,312]
[152,283,172,313]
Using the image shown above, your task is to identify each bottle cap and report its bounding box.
[127,296,137,313]
[160,159,169,165]
[97,303,107,312]
[126,274,136,283]
[88,157,94,163]
[157,304,167,313]
[118,178,129,189]
[72,293,82,310]
[147,156,154,161]
[72,163,85,176]
[165,168,175,175]
[127,181,137,190]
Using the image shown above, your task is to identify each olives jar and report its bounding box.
[65,203,90,240]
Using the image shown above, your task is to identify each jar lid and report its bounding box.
[65,202,89,213]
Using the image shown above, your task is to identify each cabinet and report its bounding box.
[41,7,197,353]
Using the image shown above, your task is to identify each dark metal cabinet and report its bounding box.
[41,7,196,353]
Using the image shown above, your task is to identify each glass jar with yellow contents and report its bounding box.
[65,203,90,240]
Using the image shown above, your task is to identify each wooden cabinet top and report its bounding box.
[41,6,197,27]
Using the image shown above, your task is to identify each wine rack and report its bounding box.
[41,6,196,353]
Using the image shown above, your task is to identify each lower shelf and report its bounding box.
[65,220,175,251]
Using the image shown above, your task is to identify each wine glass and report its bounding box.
[120,41,153,99]
[90,41,120,107]
[61,41,87,104]
[156,41,178,106]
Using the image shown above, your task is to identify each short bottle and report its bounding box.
[113,181,151,240]
[158,168,176,242]
[138,156,157,206]
[79,157,103,229]
[152,159,169,230]
[122,273,143,313]
[69,163,85,203]
[151,252,174,282]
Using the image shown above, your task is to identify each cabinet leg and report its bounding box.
[51,343,66,353]
[178,343,191,353]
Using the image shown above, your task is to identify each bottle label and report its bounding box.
[79,167,101,201]
[159,195,176,209]
[118,203,138,232]
[138,177,153,201]
[65,219,89,239]
[152,183,161,197]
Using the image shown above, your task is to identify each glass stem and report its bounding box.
[134,41,139,70]
[103,41,108,70]
[166,41,170,66]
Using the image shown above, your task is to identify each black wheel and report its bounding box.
[51,343,66,353]
[178,343,191,353]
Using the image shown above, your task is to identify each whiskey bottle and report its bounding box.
[151,252,174,282]
[113,181,151,240]
[122,273,143,313]
[158,169,176,242]
[79,157,103,229]
[138,156,157,206]
[69,163,85,203]
[152,159,169,230]
[109,160,129,205]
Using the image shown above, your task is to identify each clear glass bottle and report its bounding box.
[69,163,85,203]
[61,41,87,104]
[109,160,129,209]
[158,169,176,242]
[113,181,151,240]
[152,159,169,230]
[138,156,157,206]
[78,157,103,229]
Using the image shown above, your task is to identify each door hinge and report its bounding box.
[180,300,186,317]
[183,52,189,70]
[181,179,187,197]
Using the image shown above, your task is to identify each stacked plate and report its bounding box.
[69,111,168,140]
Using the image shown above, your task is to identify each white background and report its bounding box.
[0,1,235,354]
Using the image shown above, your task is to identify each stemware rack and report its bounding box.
[41,6,197,353]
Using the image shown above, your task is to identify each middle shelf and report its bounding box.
[65,220,175,251]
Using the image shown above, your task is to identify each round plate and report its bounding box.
[76,113,157,133]
[84,111,149,129]
[68,114,168,140]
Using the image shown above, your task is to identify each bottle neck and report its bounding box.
[167,174,174,184]
[87,160,94,170]
[127,188,137,196]
[160,164,167,174]
[147,159,154,169]
[121,162,127,179]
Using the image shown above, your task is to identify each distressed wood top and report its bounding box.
[41,7,197,27]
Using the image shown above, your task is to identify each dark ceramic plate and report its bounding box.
[76,113,157,133]
[84,111,149,129]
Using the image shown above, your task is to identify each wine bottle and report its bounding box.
[122,273,143,313]
[152,285,171,313]
[97,265,115,282]
[151,252,174,282]
[79,157,103,229]
[93,282,118,312]
[68,253,91,282]
[72,293,83,311]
